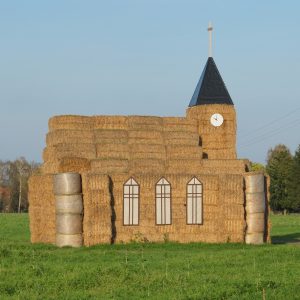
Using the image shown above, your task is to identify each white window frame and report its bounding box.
[123,178,139,225]
[156,177,171,225]
[187,177,203,225]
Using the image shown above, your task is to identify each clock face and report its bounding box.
[210,113,224,127]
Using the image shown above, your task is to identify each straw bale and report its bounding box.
[202,148,236,160]
[82,174,109,191]
[223,204,245,219]
[164,136,199,146]
[41,161,60,174]
[43,143,96,162]
[245,233,264,244]
[246,213,265,233]
[93,116,128,130]
[91,159,129,173]
[58,157,91,173]
[129,130,162,139]
[245,193,265,214]
[128,116,162,125]
[49,115,93,130]
[130,158,165,174]
[129,138,164,145]
[244,172,265,193]
[166,145,202,160]
[96,144,129,159]
[163,117,197,130]
[225,219,246,233]
[203,160,246,174]
[203,191,219,205]
[94,129,128,141]
[219,174,244,191]
[166,159,202,174]
[128,116,163,131]
[164,131,199,140]
[221,190,244,205]
[201,134,236,144]
[46,130,94,146]
[28,174,56,244]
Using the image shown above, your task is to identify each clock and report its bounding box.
[210,113,224,127]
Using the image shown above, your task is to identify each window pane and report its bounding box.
[187,197,193,224]
[156,197,162,224]
[132,197,139,225]
[196,185,202,194]
[165,197,171,224]
[124,186,129,194]
[133,186,139,195]
[165,185,170,194]
[124,198,130,225]
[188,185,193,193]
[196,197,202,224]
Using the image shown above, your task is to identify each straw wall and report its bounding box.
[106,173,245,244]
[28,174,56,244]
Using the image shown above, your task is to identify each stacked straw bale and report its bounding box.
[81,173,112,246]
[54,173,83,247]
[219,174,246,242]
[186,104,237,160]
[28,174,56,244]
[244,172,267,244]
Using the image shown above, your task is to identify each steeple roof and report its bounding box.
[189,57,233,106]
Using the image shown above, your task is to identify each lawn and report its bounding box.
[0,214,300,300]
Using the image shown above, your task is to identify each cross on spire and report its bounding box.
[208,21,213,57]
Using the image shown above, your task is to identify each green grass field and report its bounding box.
[0,214,300,300]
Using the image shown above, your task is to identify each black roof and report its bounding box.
[189,57,233,106]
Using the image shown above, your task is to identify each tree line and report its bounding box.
[0,158,40,213]
[264,144,300,213]
[0,144,300,213]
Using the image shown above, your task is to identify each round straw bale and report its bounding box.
[246,213,265,233]
[54,173,82,195]
[56,214,83,235]
[55,194,83,214]
[245,193,265,214]
[56,233,82,247]
[244,173,265,193]
[245,233,264,244]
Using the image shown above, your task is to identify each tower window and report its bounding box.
[156,178,171,225]
[187,177,203,224]
[123,178,139,225]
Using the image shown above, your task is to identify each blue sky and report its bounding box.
[1,1,300,163]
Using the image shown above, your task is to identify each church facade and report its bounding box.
[29,55,270,246]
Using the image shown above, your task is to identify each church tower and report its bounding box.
[186,23,237,160]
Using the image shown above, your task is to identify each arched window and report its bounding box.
[123,178,139,225]
[156,178,171,225]
[187,177,203,224]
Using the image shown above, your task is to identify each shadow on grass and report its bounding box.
[272,232,300,244]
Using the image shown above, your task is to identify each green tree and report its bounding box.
[286,145,300,212]
[266,144,293,212]
[249,162,265,172]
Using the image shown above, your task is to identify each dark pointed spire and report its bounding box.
[189,57,233,106]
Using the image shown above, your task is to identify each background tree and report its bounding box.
[266,144,293,212]
[0,158,40,213]
[249,162,265,172]
[286,145,300,212]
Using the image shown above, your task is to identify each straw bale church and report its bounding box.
[29,27,270,246]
